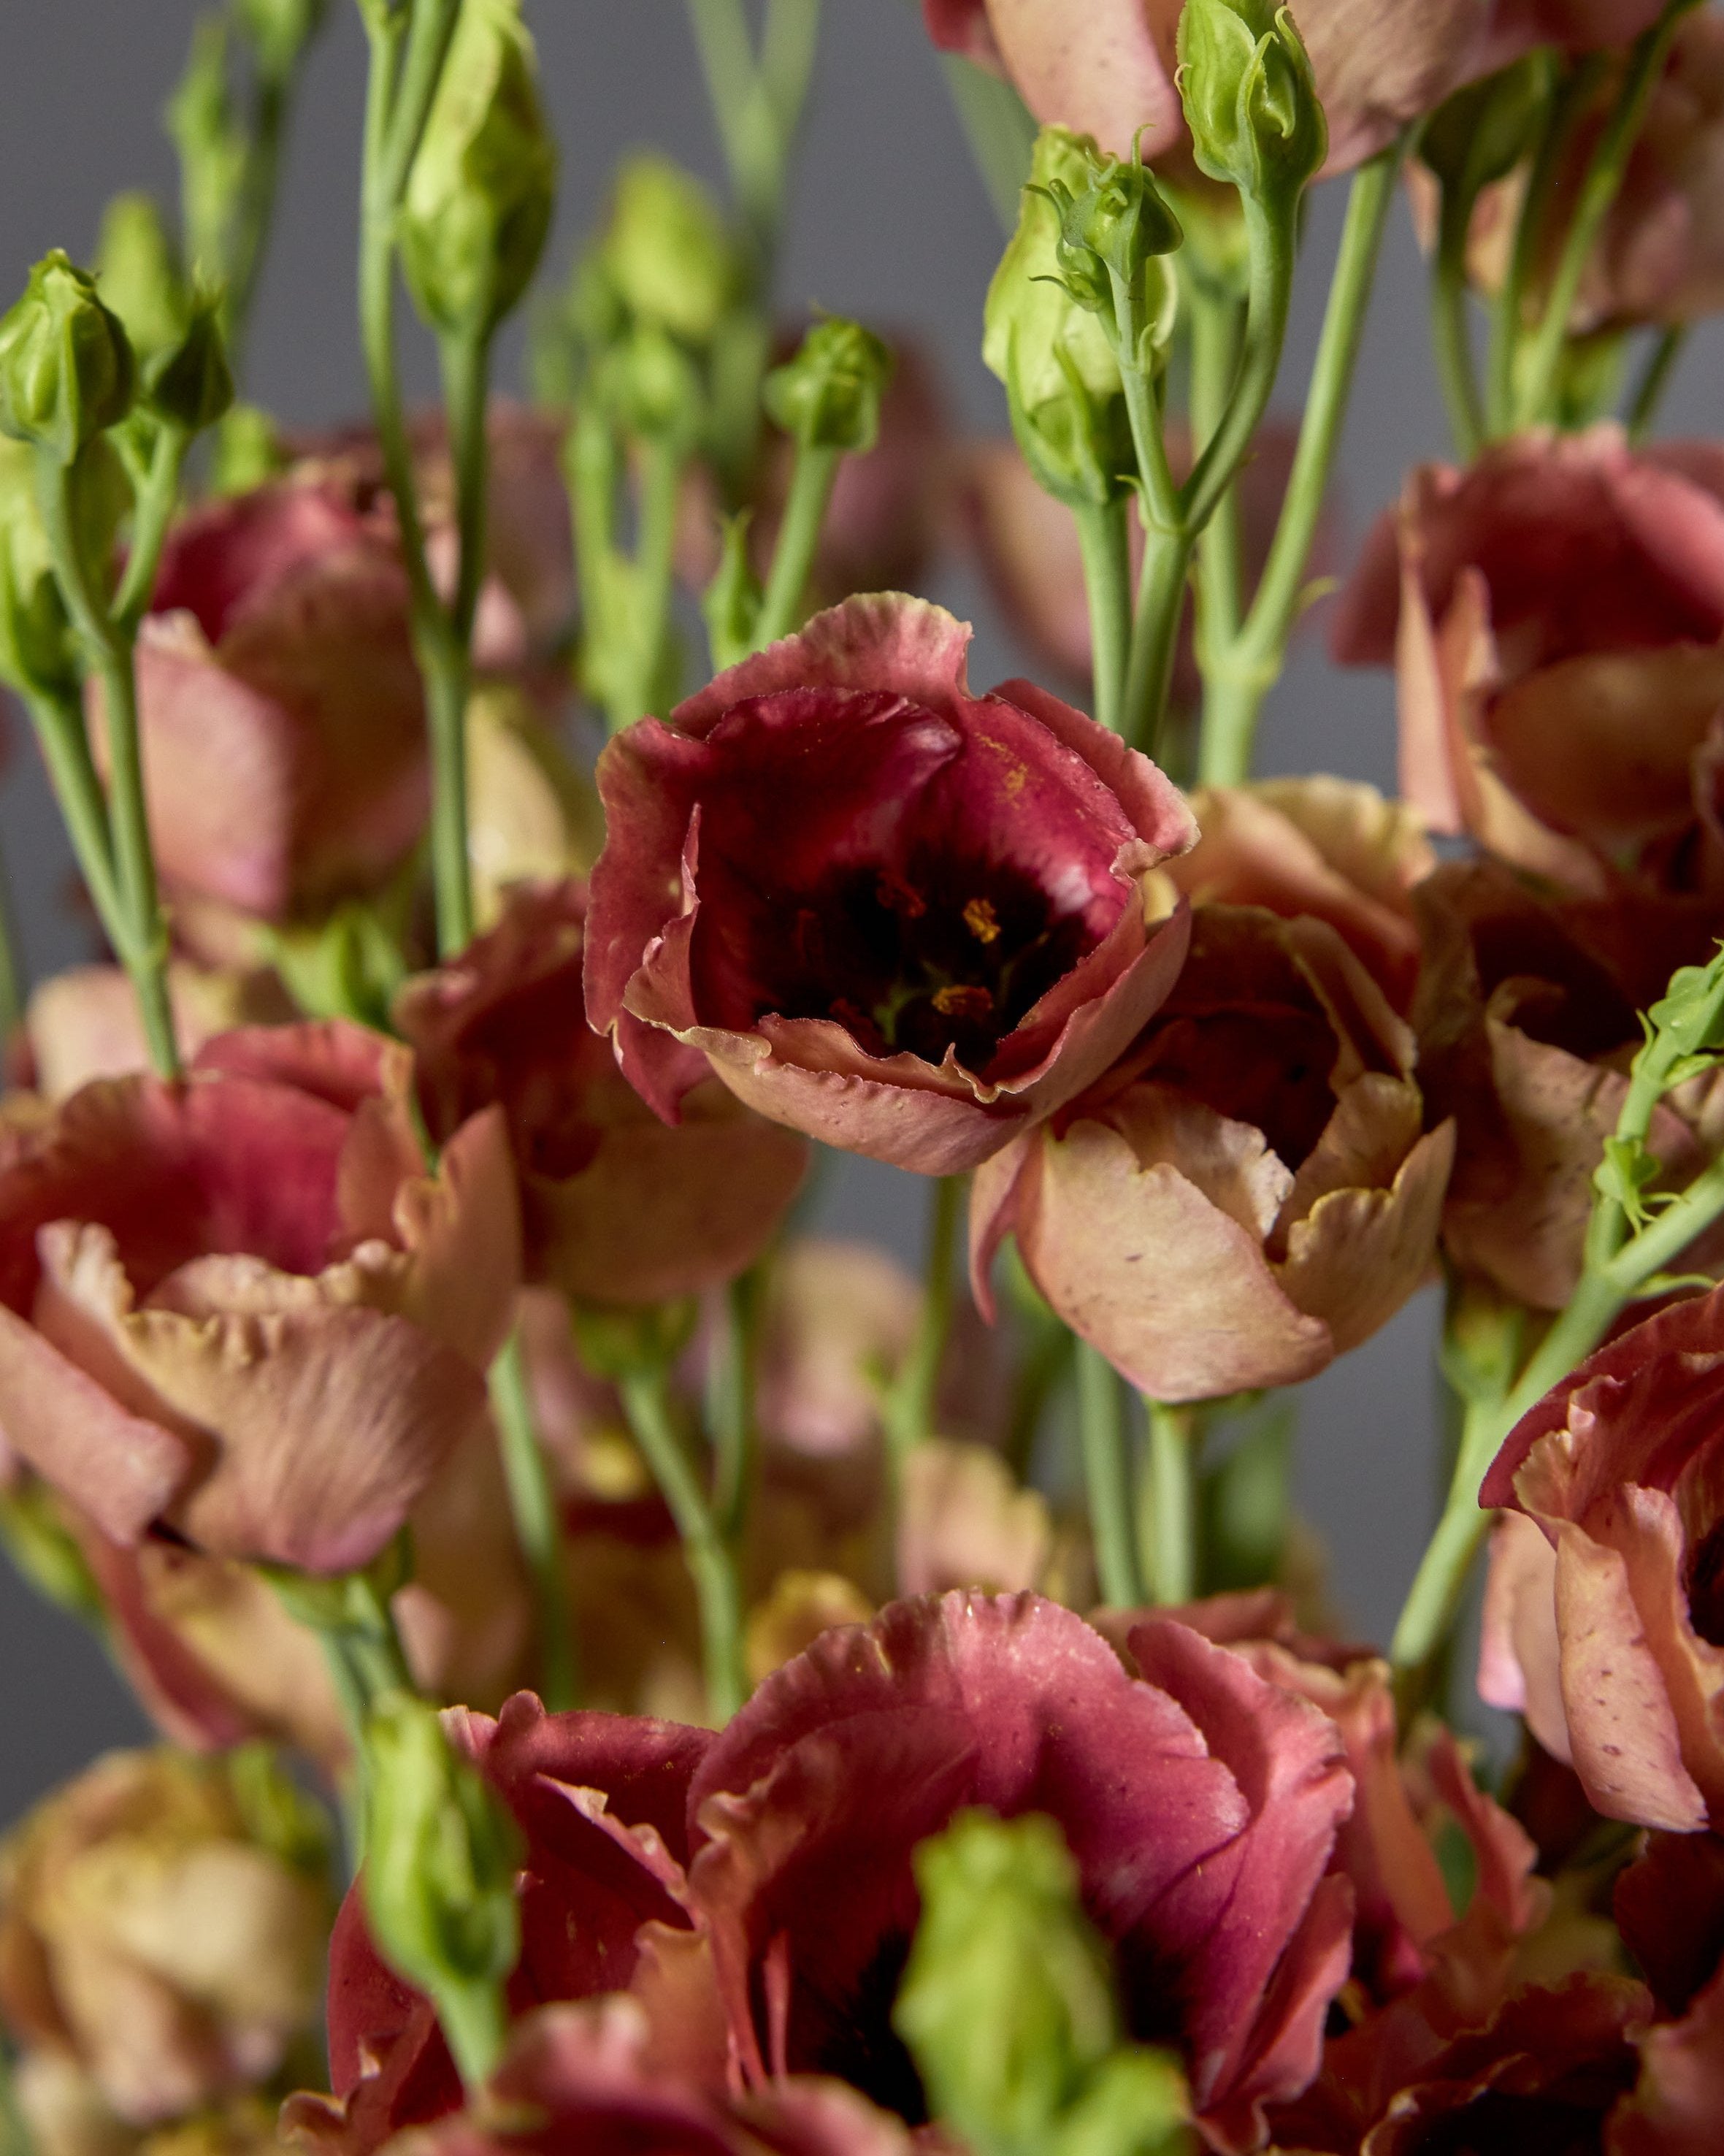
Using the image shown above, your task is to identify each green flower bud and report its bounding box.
[600,156,743,350]
[146,286,235,434]
[94,194,188,369]
[234,0,331,80]
[1042,158,1183,318]
[211,400,287,495]
[763,317,894,455]
[0,252,136,462]
[894,1812,1193,2156]
[1176,0,1326,206]
[361,1692,519,2084]
[166,18,248,286]
[0,431,128,700]
[399,0,557,340]
[1419,53,1551,204]
[599,324,707,444]
[984,129,1135,508]
[702,511,762,673]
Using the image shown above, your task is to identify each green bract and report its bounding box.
[763,317,894,454]
[600,155,743,350]
[361,1692,520,2009]
[894,1812,1193,2156]
[984,129,1133,507]
[95,194,188,368]
[399,0,557,340]
[0,252,136,462]
[1176,0,1325,205]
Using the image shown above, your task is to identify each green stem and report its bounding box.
[708,1268,763,1546]
[1624,324,1685,441]
[489,1331,579,1713]
[1195,149,1399,787]
[1187,280,1246,673]
[1513,5,1694,432]
[685,0,819,271]
[1433,191,1486,459]
[223,74,288,372]
[35,456,178,1079]
[1143,1400,1198,1606]
[1179,195,1295,537]
[1487,56,1598,437]
[614,432,689,730]
[1123,525,1194,758]
[884,1174,963,1472]
[1073,495,1132,733]
[115,423,191,630]
[619,1369,748,1721]
[1077,1341,1142,1607]
[17,692,126,951]
[1004,1321,1073,1483]
[753,440,839,651]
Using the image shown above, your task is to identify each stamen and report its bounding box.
[963,896,1001,944]
[932,985,994,1020]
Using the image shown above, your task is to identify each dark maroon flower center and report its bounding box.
[1401,2088,1613,2155]
[1686,1518,1724,1647]
[727,846,1092,1069]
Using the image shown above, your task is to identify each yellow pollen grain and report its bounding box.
[932,985,994,1018]
[963,897,1001,944]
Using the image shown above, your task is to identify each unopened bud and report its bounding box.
[0,437,77,700]
[234,0,331,80]
[601,155,743,348]
[702,512,763,673]
[1176,0,1325,206]
[599,323,706,443]
[895,1812,1193,2156]
[763,317,893,455]
[399,0,557,340]
[166,18,248,285]
[361,1693,519,2086]
[146,286,235,433]
[94,194,188,369]
[1419,53,1551,204]
[0,253,136,462]
[984,129,1133,507]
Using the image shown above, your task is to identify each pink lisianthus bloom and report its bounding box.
[0,1021,518,1573]
[294,1696,718,2155]
[314,1594,1355,2155]
[971,906,1455,1402]
[1411,859,1724,1311]
[920,0,1668,179]
[112,477,429,925]
[396,879,807,1307]
[1481,1283,1724,1835]
[584,596,1198,1176]
[1331,430,1724,898]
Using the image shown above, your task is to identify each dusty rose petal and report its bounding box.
[1478,1511,1572,1765]
[896,1440,1051,1597]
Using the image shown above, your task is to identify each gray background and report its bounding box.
[0,1,1717,1822]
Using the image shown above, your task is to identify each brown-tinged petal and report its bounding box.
[1610,1962,1724,2156]
[1015,1102,1333,1401]
[25,968,292,1100]
[1275,1117,1454,1356]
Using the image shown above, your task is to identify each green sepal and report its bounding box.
[0,252,137,462]
[702,511,762,673]
[1175,0,1325,205]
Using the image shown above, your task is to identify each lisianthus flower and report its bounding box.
[919,0,1666,178]
[972,905,1454,1401]
[23,964,293,1099]
[397,879,806,1307]
[1412,857,1723,1310]
[0,1021,518,1572]
[1482,1282,1724,1834]
[0,1747,331,2129]
[1332,429,1724,898]
[684,1592,1354,2153]
[115,478,428,924]
[585,595,1197,1176]
[299,1696,716,2155]
[1157,778,1435,1016]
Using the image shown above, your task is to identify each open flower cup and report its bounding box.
[586,595,1198,1176]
